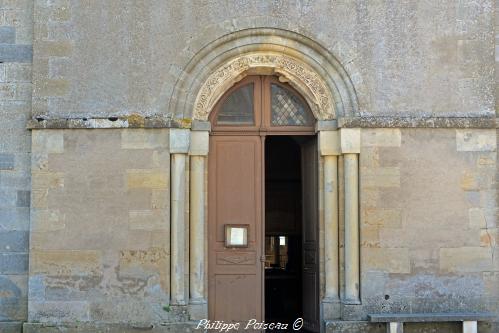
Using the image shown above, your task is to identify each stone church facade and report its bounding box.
[0,1,498,332]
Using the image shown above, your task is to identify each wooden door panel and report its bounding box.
[214,274,260,322]
[301,138,320,332]
[209,135,263,323]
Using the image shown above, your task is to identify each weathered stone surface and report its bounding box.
[0,231,28,252]
[0,253,28,274]
[456,130,497,152]
[363,248,411,274]
[0,153,15,170]
[0,44,32,63]
[0,26,16,44]
[0,322,23,333]
[439,247,492,273]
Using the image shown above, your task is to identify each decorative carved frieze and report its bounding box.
[193,52,335,121]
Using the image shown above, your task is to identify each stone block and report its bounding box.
[189,130,209,156]
[0,153,14,170]
[361,167,400,188]
[0,44,32,63]
[16,190,29,207]
[340,128,361,154]
[28,301,90,322]
[169,129,190,154]
[151,189,168,209]
[0,188,17,207]
[319,130,341,156]
[316,120,338,131]
[460,171,480,191]
[456,130,496,152]
[362,129,401,147]
[31,209,65,231]
[31,189,48,209]
[31,250,102,276]
[0,26,15,43]
[121,129,169,149]
[31,172,64,189]
[0,231,28,252]
[362,208,402,228]
[439,247,492,273]
[129,210,169,231]
[152,150,170,168]
[5,63,31,82]
[0,253,27,274]
[480,228,497,247]
[35,40,73,57]
[35,79,69,97]
[0,208,29,230]
[0,322,23,333]
[32,130,64,154]
[363,248,410,274]
[127,169,169,189]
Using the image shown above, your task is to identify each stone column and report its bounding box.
[189,130,209,306]
[170,129,190,305]
[341,128,361,304]
[319,130,341,317]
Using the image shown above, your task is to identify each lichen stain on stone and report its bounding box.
[127,114,146,127]
[118,248,170,294]
[180,118,192,128]
[44,275,103,292]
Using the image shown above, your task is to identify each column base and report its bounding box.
[189,300,208,320]
[322,297,341,320]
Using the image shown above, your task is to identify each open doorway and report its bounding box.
[264,136,319,331]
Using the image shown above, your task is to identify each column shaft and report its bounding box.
[324,155,339,301]
[171,153,186,305]
[344,153,360,303]
[189,156,205,303]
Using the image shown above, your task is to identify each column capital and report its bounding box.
[319,130,341,156]
[340,128,361,154]
[191,120,211,132]
[169,128,190,154]
[189,131,209,156]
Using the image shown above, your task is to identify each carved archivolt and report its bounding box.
[193,52,335,121]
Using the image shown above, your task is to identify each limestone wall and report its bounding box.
[358,128,497,316]
[0,0,33,329]
[28,129,184,324]
[31,0,494,120]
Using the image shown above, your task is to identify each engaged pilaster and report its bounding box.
[341,128,361,304]
[189,129,209,306]
[319,130,341,303]
[170,129,190,305]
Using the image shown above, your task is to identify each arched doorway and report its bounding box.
[208,75,320,331]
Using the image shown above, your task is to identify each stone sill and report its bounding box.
[27,116,498,130]
[339,117,497,129]
[27,116,191,130]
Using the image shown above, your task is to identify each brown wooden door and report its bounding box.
[301,138,320,332]
[208,135,263,323]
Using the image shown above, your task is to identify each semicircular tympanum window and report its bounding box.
[212,76,315,132]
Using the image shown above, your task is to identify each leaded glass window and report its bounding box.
[271,84,313,126]
[216,84,254,125]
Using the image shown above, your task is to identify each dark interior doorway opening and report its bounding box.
[264,135,304,326]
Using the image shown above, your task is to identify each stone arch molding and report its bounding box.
[193,52,333,121]
[168,28,360,122]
